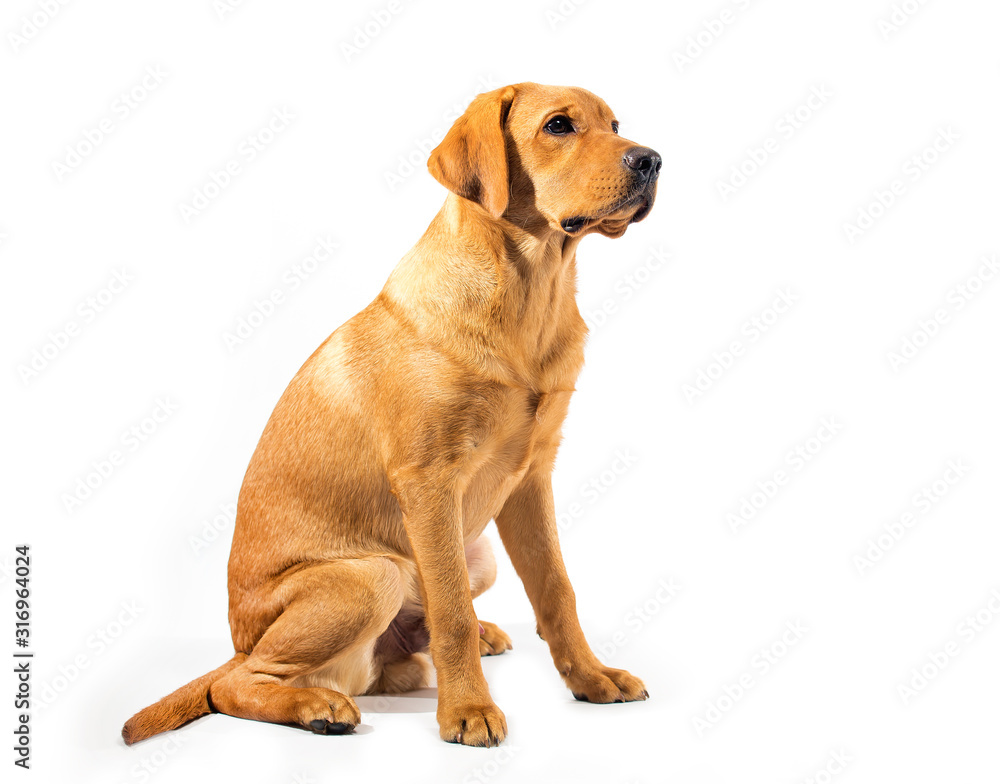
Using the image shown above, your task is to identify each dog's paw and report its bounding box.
[478,620,513,656]
[438,701,507,747]
[568,666,648,704]
[297,688,362,734]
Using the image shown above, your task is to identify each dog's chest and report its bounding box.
[460,388,573,539]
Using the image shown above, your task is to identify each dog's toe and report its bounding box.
[478,620,513,657]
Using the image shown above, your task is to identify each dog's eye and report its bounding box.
[611,121,619,134]
[544,116,574,135]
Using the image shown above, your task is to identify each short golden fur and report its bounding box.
[123,82,661,747]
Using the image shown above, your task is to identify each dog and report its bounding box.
[122,82,660,747]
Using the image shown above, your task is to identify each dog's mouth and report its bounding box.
[560,216,588,233]
[628,193,654,224]
[560,187,655,234]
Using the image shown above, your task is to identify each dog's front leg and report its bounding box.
[392,476,507,747]
[496,471,649,704]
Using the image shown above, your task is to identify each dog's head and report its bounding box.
[428,82,660,239]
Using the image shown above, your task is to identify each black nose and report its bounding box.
[623,147,662,181]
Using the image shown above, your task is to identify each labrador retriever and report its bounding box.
[123,82,661,747]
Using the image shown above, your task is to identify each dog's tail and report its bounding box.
[121,653,246,745]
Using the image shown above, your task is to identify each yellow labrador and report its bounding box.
[123,82,660,747]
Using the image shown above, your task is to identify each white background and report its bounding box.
[3,0,999,782]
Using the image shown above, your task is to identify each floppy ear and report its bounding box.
[428,86,516,219]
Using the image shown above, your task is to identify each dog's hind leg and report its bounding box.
[466,536,513,656]
[210,557,403,734]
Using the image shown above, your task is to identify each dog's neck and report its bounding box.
[381,194,587,391]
